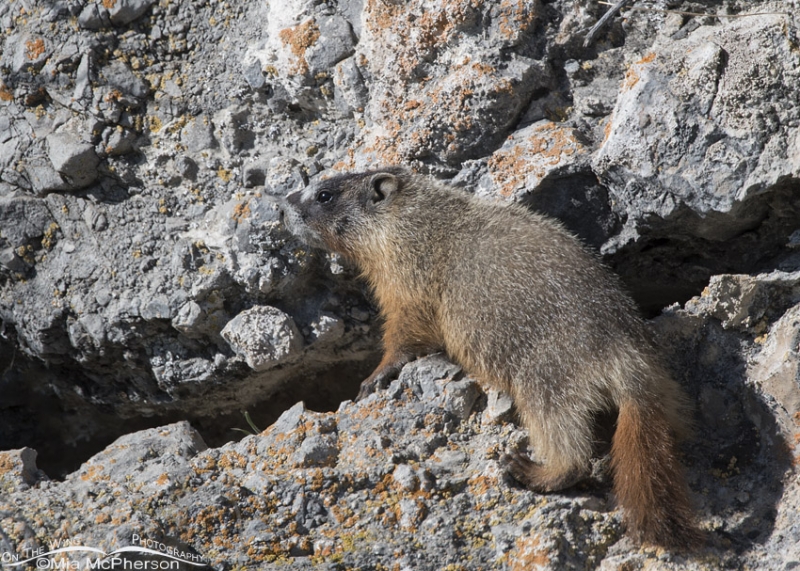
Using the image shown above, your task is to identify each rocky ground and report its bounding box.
[1,0,799,569]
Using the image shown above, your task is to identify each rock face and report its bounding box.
[1,0,799,568]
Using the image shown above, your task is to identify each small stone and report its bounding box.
[0,247,25,271]
[105,128,137,156]
[172,301,203,333]
[46,132,100,189]
[310,312,344,344]
[304,16,355,73]
[221,305,304,371]
[483,389,515,425]
[443,379,479,421]
[393,464,419,491]
[292,434,339,467]
[182,117,218,153]
[102,61,149,98]
[176,156,199,179]
[141,295,171,320]
[0,448,44,492]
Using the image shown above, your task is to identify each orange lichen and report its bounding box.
[102,0,117,8]
[25,38,45,61]
[0,84,12,102]
[510,535,551,570]
[603,113,615,144]
[104,89,123,103]
[232,201,251,223]
[622,52,656,91]
[498,0,538,40]
[488,122,582,197]
[79,464,106,482]
[0,454,13,475]
[279,19,320,75]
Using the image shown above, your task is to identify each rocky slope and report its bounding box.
[1,0,799,569]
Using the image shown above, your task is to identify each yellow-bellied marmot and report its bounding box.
[282,167,700,550]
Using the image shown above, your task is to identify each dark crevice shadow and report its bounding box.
[523,173,800,317]
[660,317,792,553]
[0,345,378,480]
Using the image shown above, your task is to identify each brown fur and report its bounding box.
[282,168,702,550]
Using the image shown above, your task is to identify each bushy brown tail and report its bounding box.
[611,400,703,550]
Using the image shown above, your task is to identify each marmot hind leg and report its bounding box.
[503,451,590,492]
[503,408,594,492]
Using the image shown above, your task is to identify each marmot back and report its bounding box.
[283,168,701,550]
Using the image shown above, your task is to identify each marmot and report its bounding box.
[282,168,700,549]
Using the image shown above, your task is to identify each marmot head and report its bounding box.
[282,167,410,257]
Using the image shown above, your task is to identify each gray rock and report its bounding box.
[272,401,306,433]
[221,305,304,371]
[77,3,107,29]
[46,132,100,188]
[1,1,800,567]
[292,433,339,467]
[0,247,25,271]
[304,16,355,73]
[443,379,479,421]
[593,14,800,245]
[392,463,419,491]
[24,157,69,194]
[181,116,218,152]
[78,0,156,28]
[483,389,515,425]
[141,295,171,320]
[104,127,137,156]
[0,195,54,247]
[107,0,157,26]
[4,33,50,72]
[102,61,149,99]
[333,56,368,115]
[0,448,43,492]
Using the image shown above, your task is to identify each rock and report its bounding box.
[46,132,100,188]
[78,0,156,28]
[304,16,355,73]
[1,1,800,567]
[594,14,800,243]
[104,127,137,156]
[0,195,55,248]
[333,56,368,115]
[0,247,25,271]
[3,34,50,73]
[181,116,218,152]
[443,379,479,421]
[309,312,344,344]
[24,158,69,194]
[101,61,149,99]
[221,305,304,371]
[107,0,158,26]
[483,389,515,425]
[0,448,44,492]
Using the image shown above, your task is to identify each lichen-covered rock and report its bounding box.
[594,14,800,240]
[1,1,800,568]
[0,448,45,493]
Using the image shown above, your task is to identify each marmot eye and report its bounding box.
[316,191,333,204]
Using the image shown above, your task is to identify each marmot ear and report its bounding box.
[368,173,399,206]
